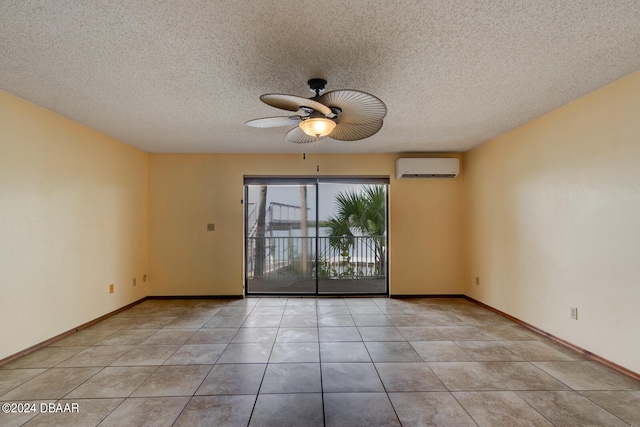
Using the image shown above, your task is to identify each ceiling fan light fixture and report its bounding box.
[299,117,336,137]
[248,79,386,144]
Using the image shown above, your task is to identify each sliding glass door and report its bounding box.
[316,181,387,294]
[244,181,317,294]
[245,177,388,295]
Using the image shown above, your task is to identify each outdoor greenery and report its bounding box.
[325,185,386,276]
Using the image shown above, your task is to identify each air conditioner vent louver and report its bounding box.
[400,173,457,179]
[396,158,460,180]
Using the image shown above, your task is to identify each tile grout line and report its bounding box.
[314,298,327,427]
[245,299,284,427]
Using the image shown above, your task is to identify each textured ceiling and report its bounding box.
[1,1,639,154]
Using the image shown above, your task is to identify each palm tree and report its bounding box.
[325,185,386,276]
[253,185,268,276]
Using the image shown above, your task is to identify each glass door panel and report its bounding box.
[317,182,388,294]
[245,183,316,294]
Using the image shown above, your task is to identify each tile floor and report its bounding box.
[1,297,639,426]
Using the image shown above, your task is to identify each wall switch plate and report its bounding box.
[109,284,114,294]
[475,276,480,286]
[207,223,215,231]
[143,274,147,282]
[132,277,136,286]
[570,307,578,320]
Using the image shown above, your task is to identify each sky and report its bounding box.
[246,182,384,222]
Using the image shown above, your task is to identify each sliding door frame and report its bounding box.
[243,176,389,297]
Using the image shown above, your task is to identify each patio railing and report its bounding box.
[247,235,385,279]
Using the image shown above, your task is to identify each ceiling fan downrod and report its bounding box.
[308,78,327,98]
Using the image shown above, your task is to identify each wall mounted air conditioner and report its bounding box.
[396,158,460,179]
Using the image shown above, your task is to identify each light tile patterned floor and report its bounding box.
[1,297,639,426]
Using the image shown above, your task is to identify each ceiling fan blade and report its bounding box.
[260,94,332,116]
[245,116,301,128]
[318,90,387,125]
[285,126,328,144]
[329,120,384,141]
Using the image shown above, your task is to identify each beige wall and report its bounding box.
[463,71,640,373]
[0,90,148,360]
[148,153,464,296]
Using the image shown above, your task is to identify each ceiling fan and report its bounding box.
[245,79,387,144]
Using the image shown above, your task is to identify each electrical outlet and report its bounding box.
[143,274,147,282]
[109,284,114,294]
[132,277,136,286]
[207,223,215,231]
[570,307,578,320]
[475,276,480,286]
